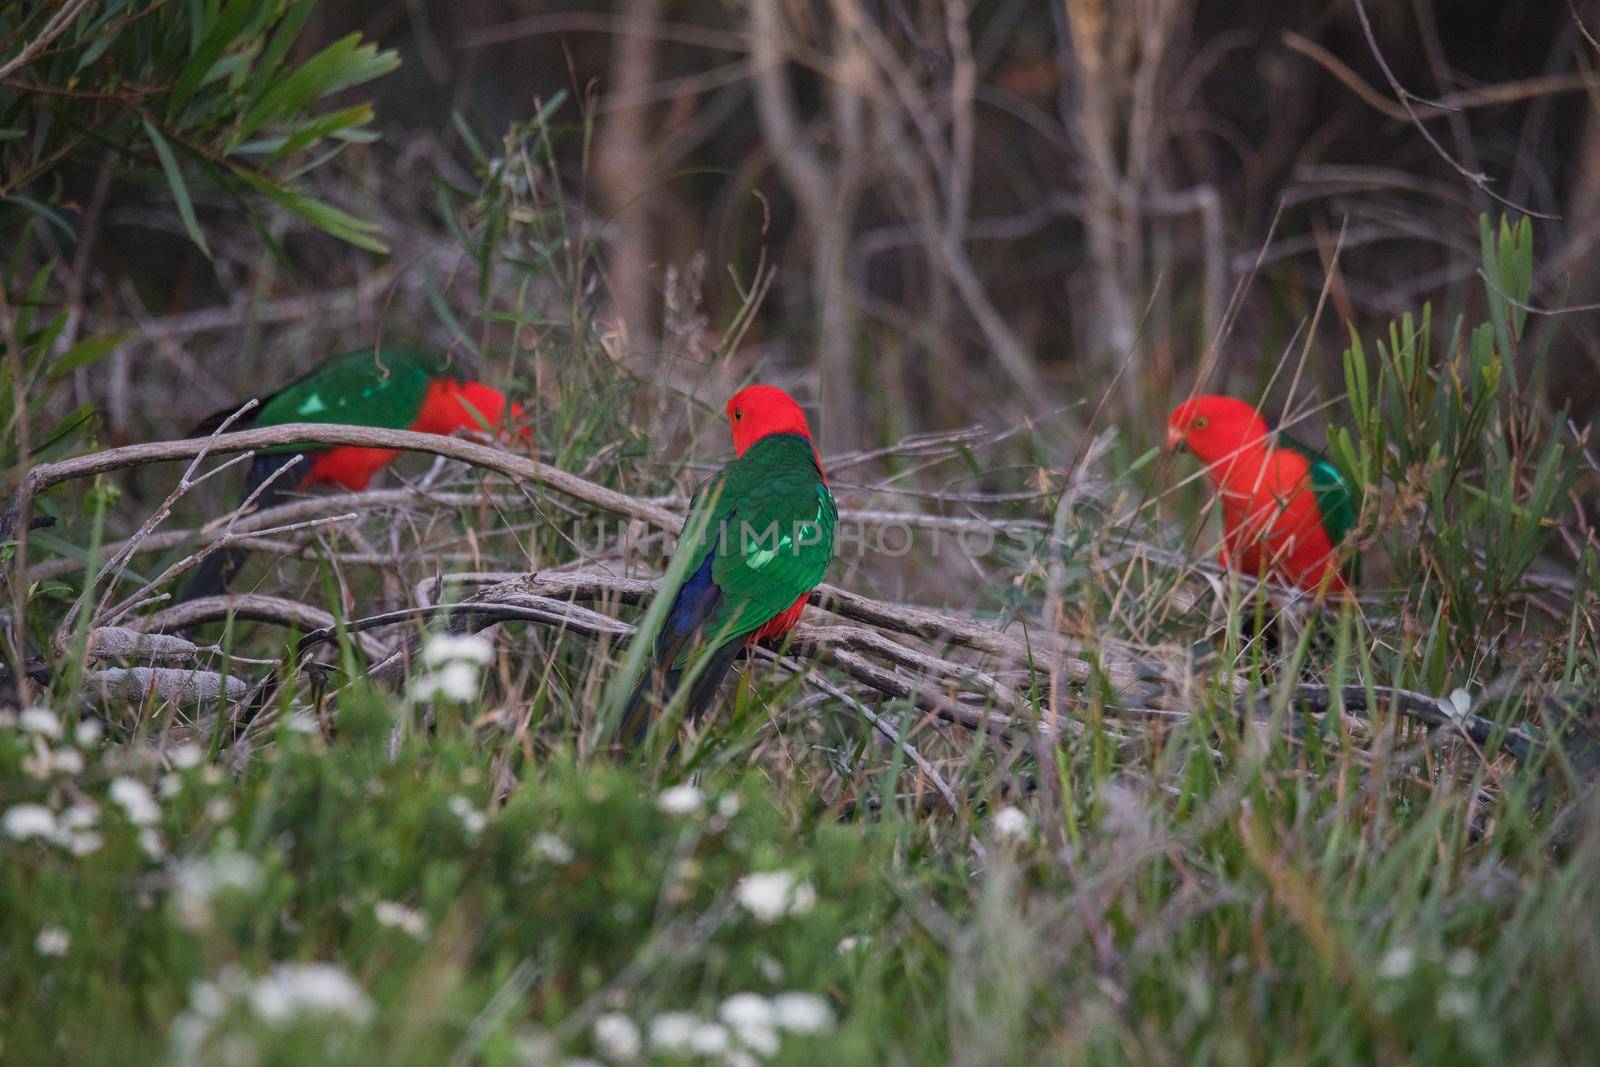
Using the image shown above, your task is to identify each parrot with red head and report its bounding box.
[1166,395,1359,597]
[620,385,836,739]
[180,346,522,601]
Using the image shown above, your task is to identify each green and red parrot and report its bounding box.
[1166,395,1359,597]
[621,385,836,738]
[180,346,522,601]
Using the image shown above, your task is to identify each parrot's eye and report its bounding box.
[1192,416,1209,430]
[733,409,743,420]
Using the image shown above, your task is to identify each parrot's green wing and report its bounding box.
[1280,432,1361,550]
[666,433,836,669]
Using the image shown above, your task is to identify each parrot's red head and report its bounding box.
[1166,394,1271,467]
[726,384,812,457]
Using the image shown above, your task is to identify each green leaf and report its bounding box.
[264,104,375,165]
[49,330,129,379]
[238,171,388,253]
[142,119,212,259]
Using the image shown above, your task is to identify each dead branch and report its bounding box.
[85,666,247,709]
[139,594,391,662]
[86,627,198,664]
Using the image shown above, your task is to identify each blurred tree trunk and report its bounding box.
[595,0,664,353]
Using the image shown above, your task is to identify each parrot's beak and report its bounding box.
[1165,425,1184,451]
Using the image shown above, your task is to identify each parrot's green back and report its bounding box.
[666,433,835,668]
[252,347,461,433]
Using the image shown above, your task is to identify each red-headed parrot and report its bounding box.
[180,346,521,601]
[1166,394,1359,597]
[621,385,836,738]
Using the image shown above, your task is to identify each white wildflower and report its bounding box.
[61,804,98,830]
[19,707,61,739]
[75,719,104,746]
[283,713,319,734]
[1377,945,1415,980]
[722,1053,761,1067]
[734,871,815,923]
[423,633,493,666]
[719,993,773,1031]
[564,1061,605,1067]
[170,743,204,769]
[448,795,487,835]
[689,1022,729,1055]
[3,803,57,840]
[414,661,480,702]
[110,777,160,826]
[1437,988,1477,1020]
[717,794,741,819]
[35,925,70,956]
[647,1012,701,1055]
[772,992,834,1034]
[592,1012,641,1061]
[24,746,84,779]
[159,774,184,799]
[206,797,234,822]
[992,806,1031,839]
[733,1023,780,1058]
[1446,948,1478,978]
[248,963,374,1027]
[66,830,104,856]
[836,936,865,955]
[656,784,704,816]
[139,827,166,859]
[532,833,574,863]
[756,953,785,985]
[374,900,428,939]
[174,851,262,929]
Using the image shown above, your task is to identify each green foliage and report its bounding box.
[1337,215,1574,675]
[0,0,398,254]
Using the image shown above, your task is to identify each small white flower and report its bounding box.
[51,748,85,776]
[735,1023,780,1057]
[139,827,167,858]
[3,803,57,840]
[1446,948,1478,978]
[722,1052,761,1067]
[170,743,204,769]
[248,963,374,1026]
[283,713,319,734]
[75,719,104,746]
[448,795,487,835]
[1377,945,1415,980]
[648,1012,701,1054]
[689,1022,730,1055]
[424,633,494,666]
[719,993,773,1031]
[110,777,160,826]
[992,806,1030,839]
[717,794,741,819]
[532,833,574,863]
[174,851,262,928]
[61,804,98,831]
[159,774,184,798]
[414,661,480,702]
[1437,988,1477,1020]
[735,871,815,923]
[836,936,864,955]
[35,925,70,956]
[66,831,104,856]
[20,707,61,739]
[592,1012,641,1061]
[374,901,428,939]
[563,1060,605,1067]
[772,992,835,1034]
[656,784,704,816]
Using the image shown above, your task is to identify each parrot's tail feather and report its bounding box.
[615,639,745,749]
[176,453,313,605]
